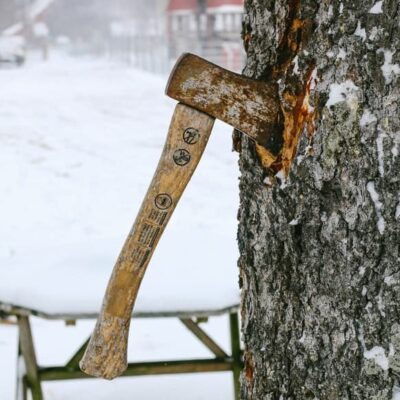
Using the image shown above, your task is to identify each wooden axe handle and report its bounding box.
[79,104,215,379]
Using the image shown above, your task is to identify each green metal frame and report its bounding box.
[14,312,242,400]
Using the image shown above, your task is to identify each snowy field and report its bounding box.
[0,54,239,399]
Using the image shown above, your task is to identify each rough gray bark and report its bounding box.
[238,0,400,399]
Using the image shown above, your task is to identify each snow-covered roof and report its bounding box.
[2,23,24,37]
[28,0,55,21]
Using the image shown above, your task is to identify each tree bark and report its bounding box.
[238,1,400,399]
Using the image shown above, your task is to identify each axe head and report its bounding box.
[166,53,283,156]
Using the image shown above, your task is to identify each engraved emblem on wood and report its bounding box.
[183,127,200,144]
[173,149,191,166]
[154,193,172,210]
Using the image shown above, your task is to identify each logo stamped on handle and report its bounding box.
[173,149,191,166]
[183,128,200,145]
[155,193,172,210]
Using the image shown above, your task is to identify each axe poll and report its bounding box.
[80,53,283,379]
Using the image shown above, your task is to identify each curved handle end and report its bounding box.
[80,314,129,380]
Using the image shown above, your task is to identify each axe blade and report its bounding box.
[166,53,283,155]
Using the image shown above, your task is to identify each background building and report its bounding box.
[0,0,244,73]
[167,0,243,71]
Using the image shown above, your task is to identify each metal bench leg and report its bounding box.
[230,312,241,400]
[16,343,28,400]
[18,316,44,400]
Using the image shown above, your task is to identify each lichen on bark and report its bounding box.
[238,0,400,399]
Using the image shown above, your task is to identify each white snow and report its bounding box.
[354,21,367,41]
[0,324,18,400]
[362,286,367,296]
[263,176,273,186]
[369,1,383,14]
[367,182,386,234]
[384,275,396,285]
[0,54,239,398]
[289,218,299,226]
[275,169,288,189]
[2,22,23,36]
[376,292,386,316]
[369,26,379,41]
[310,67,318,90]
[326,80,359,108]
[360,108,377,127]
[339,3,344,13]
[379,49,400,85]
[337,48,347,60]
[0,35,25,58]
[393,386,400,400]
[358,327,390,371]
[364,346,390,370]
[0,55,239,314]
[292,55,300,74]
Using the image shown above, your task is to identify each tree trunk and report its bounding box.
[238,1,400,399]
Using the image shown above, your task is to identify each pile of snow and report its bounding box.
[0,54,239,399]
[0,54,239,314]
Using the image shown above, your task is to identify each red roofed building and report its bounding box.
[167,0,244,71]
[169,0,198,11]
[208,0,242,7]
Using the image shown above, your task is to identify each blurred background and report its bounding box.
[0,0,244,73]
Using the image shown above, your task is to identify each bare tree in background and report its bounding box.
[238,0,400,398]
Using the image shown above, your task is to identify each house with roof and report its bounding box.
[167,0,244,71]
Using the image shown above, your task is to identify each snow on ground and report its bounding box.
[0,53,239,399]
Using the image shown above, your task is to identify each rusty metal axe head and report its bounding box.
[166,53,283,155]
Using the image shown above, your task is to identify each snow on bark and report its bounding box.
[239,0,400,398]
[354,21,367,41]
[360,108,377,127]
[326,80,359,108]
[393,386,400,400]
[369,1,384,14]
[379,49,400,85]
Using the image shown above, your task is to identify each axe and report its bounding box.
[80,53,283,379]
